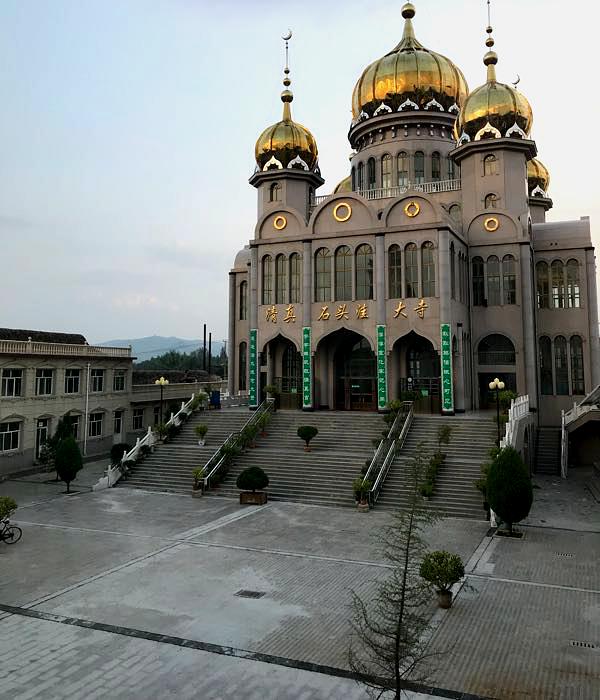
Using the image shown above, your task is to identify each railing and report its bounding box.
[500,395,529,449]
[0,339,131,358]
[203,399,275,491]
[364,402,413,507]
[311,179,461,208]
[560,410,568,479]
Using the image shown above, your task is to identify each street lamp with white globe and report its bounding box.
[154,376,169,426]
[489,377,505,446]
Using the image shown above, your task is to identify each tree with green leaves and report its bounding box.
[348,443,440,698]
[487,446,533,535]
[39,413,75,480]
[55,437,83,493]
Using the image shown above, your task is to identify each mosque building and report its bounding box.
[227,2,600,427]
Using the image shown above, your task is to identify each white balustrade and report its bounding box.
[311,178,461,208]
[0,339,131,358]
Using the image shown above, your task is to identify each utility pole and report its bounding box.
[203,323,207,371]
[208,333,212,376]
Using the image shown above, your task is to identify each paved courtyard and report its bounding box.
[0,465,598,699]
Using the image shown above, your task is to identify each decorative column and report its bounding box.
[438,230,453,414]
[520,245,538,410]
[586,248,600,387]
[454,326,465,413]
[303,240,311,326]
[227,272,236,396]
[249,247,259,408]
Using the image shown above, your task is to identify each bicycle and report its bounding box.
[0,517,22,544]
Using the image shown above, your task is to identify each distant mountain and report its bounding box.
[98,335,223,362]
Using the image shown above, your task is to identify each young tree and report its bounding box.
[39,413,74,480]
[55,437,83,493]
[487,446,533,535]
[348,444,439,698]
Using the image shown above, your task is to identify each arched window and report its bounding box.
[351,167,356,191]
[449,204,461,222]
[335,246,352,301]
[261,255,273,305]
[539,336,553,395]
[485,193,498,209]
[388,245,402,298]
[502,255,516,305]
[238,342,247,391]
[472,257,485,306]
[282,344,301,393]
[397,152,409,187]
[367,158,376,190]
[536,261,549,308]
[487,255,501,306]
[275,254,287,304]
[381,154,392,189]
[551,260,565,308]
[314,248,331,302]
[450,244,456,299]
[405,243,418,298]
[570,335,585,395]
[414,151,425,184]
[422,242,435,297]
[484,154,498,176]
[554,336,569,395]
[478,334,516,365]
[289,253,301,304]
[239,281,247,321]
[357,162,364,191]
[431,152,441,182]
[356,244,374,300]
[447,158,456,181]
[566,259,580,308]
[269,183,281,202]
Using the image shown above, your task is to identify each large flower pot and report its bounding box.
[240,491,268,505]
[191,489,203,499]
[437,590,453,609]
[357,501,370,513]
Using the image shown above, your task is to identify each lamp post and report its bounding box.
[489,377,505,446]
[154,376,169,425]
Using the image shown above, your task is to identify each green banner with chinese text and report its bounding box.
[440,323,453,413]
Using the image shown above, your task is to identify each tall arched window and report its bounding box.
[397,152,409,187]
[261,255,273,305]
[554,336,569,395]
[282,344,301,393]
[335,246,352,300]
[289,253,301,304]
[414,151,425,184]
[551,260,565,308]
[381,154,392,189]
[487,255,501,306]
[351,167,356,191]
[570,335,585,395]
[485,193,498,209]
[356,244,374,299]
[405,243,418,298]
[357,162,364,191]
[450,244,456,299]
[431,152,441,182]
[238,342,247,391]
[478,334,515,365]
[269,183,281,202]
[314,248,331,302]
[539,336,553,395]
[536,261,549,308]
[422,242,436,297]
[449,204,461,222]
[484,154,498,176]
[239,281,247,321]
[388,245,402,298]
[275,254,287,304]
[472,257,485,306]
[566,259,581,308]
[367,158,376,190]
[502,255,516,305]
[447,158,456,181]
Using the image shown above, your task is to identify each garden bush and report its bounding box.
[236,466,269,492]
[487,446,533,534]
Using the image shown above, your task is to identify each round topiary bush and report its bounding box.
[297,426,318,451]
[487,446,533,535]
[420,550,465,593]
[236,466,269,493]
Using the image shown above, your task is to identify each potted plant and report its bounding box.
[258,412,270,438]
[352,476,372,512]
[195,424,208,446]
[236,466,269,505]
[155,423,168,443]
[192,467,205,497]
[241,424,259,449]
[297,426,318,452]
[420,550,465,609]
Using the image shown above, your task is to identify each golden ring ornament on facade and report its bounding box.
[484,216,500,232]
[404,201,420,218]
[333,202,352,222]
[273,215,287,231]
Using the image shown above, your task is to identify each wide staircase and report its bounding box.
[206,411,384,507]
[118,407,250,493]
[535,427,561,475]
[376,415,497,519]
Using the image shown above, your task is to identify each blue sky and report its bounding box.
[0,0,597,343]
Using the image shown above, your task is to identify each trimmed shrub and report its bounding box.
[55,437,83,493]
[110,443,131,466]
[487,446,533,534]
[352,476,372,503]
[420,551,465,593]
[297,426,318,449]
[236,466,269,492]
[0,496,17,521]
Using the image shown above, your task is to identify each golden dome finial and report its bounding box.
[281,30,294,121]
[484,1,497,81]
[401,3,417,43]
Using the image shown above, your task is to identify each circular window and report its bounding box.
[333,202,352,222]
[404,201,421,218]
[484,217,500,232]
[273,215,287,231]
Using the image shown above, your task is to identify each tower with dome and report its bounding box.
[227,2,599,430]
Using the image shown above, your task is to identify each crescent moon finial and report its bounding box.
[512,74,521,87]
[282,29,292,41]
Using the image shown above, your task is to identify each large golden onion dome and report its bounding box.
[352,3,468,119]
[255,48,318,172]
[456,27,533,142]
[334,175,352,193]
[528,158,550,196]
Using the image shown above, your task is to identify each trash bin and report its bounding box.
[210,390,221,409]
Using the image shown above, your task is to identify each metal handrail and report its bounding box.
[363,402,412,492]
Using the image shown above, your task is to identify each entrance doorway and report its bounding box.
[334,332,376,411]
[36,418,50,460]
[393,332,441,413]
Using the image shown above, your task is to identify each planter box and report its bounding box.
[191,489,203,498]
[240,491,268,505]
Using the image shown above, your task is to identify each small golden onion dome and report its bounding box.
[527,158,550,196]
[456,28,533,141]
[334,175,352,193]
[352,3,468,118]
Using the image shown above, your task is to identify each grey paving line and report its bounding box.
[467,573,600,595]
